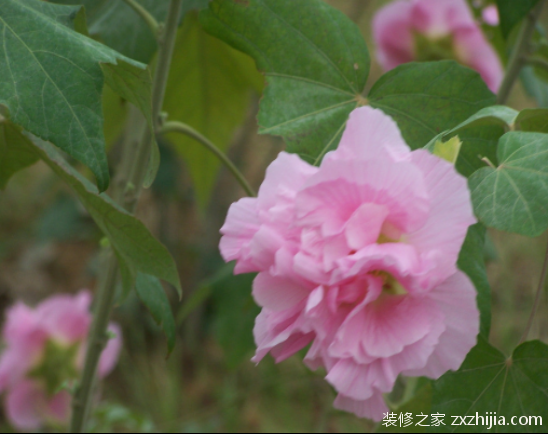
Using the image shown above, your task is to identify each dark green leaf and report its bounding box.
[0,116,39,189]
[211,267,259,369]
[163,12,262,206]
[469,132,548,236]
[14,127,182,296]
[429,337,548,433]
[200,0,369,165]
[369,61,496,151]
[515,109,548,133]
[521,66,548,108]
[135,273,177,354]
[458,224,491,338]
[0,0,150,191]
[496,0,540,38]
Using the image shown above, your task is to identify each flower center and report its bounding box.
[413,32,457,62]
[372,271,408,296]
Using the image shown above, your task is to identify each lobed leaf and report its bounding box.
[469,132,548,237]
[0,0,151,191]
[429,337,548,433]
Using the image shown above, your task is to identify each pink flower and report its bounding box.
[0,291,122,431]
[220,107,479,421]
[373,0,503,92]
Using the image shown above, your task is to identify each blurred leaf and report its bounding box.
[376,383,432,433]
[0,0,152,191]
[210,266,259,369]
[496,0,540,38]
[469,131,548,236]
[200,0,369,165]
[88,402,155,433]
[0,117,39,189]
[521,66,548,107]
[135,273,177,354]
[458,224,491,338]
[164,12,262,207]
[515,108,548,133]
[369,61,496,151]
[429,337,548,433]
[102,85,127,148]
[17,127,182,297]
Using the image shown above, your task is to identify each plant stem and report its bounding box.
[160,121,257,197]
[69,1,183,432]
[497,1,545,105]
[519,238,548,345]
[121,0,159,36]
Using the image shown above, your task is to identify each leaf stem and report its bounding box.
[519,238,548,345]
[121,0,160,37]
[496,1,545,105]
[160,121,257,197]
[69,1,183,432]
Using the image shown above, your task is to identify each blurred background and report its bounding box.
[1,0,548,432]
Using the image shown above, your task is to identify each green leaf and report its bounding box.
[0,115,39,189]
[469,132,548,237]
[458,224,491,338]
[200,0,369,165]
[0,0,150,191]
[14,127,182,297]
[163,12,262,206]
[429,337,548,433]
[515,109,548,133]
[102,85,127,148]
[368,61,496,151]
[496,0,540,38]
[211,266,259,369]
[135,273,177,354]
[521,66,548,108]
[433,136,462,164]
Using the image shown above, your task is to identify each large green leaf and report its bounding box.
[10,124,182,296]
[458,224,491,338]
[496,0,540,38]
[163,13,262,207]
[429,337,548,433]
[469,132,548,237]
[368,61,496,151]
[135,273,177,354]
[0,115,38,189]
[200,0,370,165]
[0,0,151,191]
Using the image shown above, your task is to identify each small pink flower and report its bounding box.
[220,106,479,420]
[482,5,499,27]
[0,291,122,431]
[373,0,503,92]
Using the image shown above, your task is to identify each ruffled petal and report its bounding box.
[333,391,389,421]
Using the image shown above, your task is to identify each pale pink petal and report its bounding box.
[5,381,45,431]
[482,5,499,26]
[454,26,503,92]
[97,323,123,378]
[270,332,315,363]
[405,271,479,377]
[406,149,476,287]
[46,390,71,426]
[327,107,410,162]
[410,0,476,37]
[373,0,415,70]
[253,272,311,311]
[333,391,389,421]
[345,203,389,251]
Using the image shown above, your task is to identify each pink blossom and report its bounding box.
[482,5,499,26]
[220,106,479,420]
[0,291,122,430]
[373,0,503,92]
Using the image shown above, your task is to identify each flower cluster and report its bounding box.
[373,0,503,92]
[220,107,479,420]
[0,291,121,430]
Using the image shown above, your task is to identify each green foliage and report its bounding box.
[458,224,492,338]
[0,117,39,189]
[163,12,262,206]
[496,0,540,38]
[521,66,548,108]
[135,273,177,354]
[515,109,548,133]
[470,132,548,237]
[429,337,548,433]
[12,126,182,297]
[88,402,155,433]
[200,0,370,165]
[0,0,152,191]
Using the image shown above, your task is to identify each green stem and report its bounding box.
[496,1,545,105]
[527,56,548,74]
[519,238,548,345]
[160,121,257,197]
[121,0,160,36]
[69,1,183,432]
